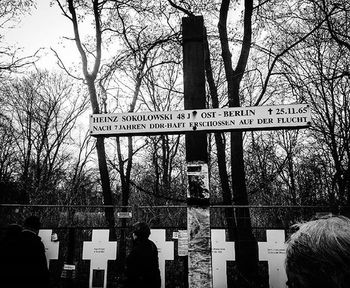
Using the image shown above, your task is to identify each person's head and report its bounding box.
[132,222,151,240]
[285,216,350,288]
[23,216,41,234]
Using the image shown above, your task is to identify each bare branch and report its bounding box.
[167,0,194,17]
[67,0,89,78]
[254,16,329,106]
[50,48,84,82]
[55,0,73,21]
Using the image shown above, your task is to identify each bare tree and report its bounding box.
[321,0,350,57]
[2,71,88,203]
[216,1,263,285]
[284,33,350,209]
[0,0,39,77]
[137,60,184,202]
[56,0,117,234]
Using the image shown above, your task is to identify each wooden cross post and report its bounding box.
[89,16,311,288]
[183,16,213,288]
[90,105,311,287]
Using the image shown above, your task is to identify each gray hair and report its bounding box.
[285,216,350,288]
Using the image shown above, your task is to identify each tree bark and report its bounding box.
[219,0,259,285]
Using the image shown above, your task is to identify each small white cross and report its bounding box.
[211,229,235,288]
[39,229,59,268]
[258,230,287,288]
[82,230,117,288]
[150,229,174,288]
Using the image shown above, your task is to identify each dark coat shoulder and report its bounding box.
[126,238,161,288]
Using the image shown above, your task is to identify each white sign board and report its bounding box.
[90,104,311,136]
[39,229,60,268]
[211,230,235,288]
[177,230,188,256]
[258,230,287,288]
[82,230,117,288]
[149,229,174,288]
[116,211,132,218]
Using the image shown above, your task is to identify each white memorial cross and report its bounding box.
[82,229,117,288]
[150,229,174,288]
[258,230,287,288]
[39,229,60,268]
[211,229,235,288]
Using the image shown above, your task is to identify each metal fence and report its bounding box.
[0,204,348,288]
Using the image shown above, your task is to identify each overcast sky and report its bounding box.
[5,1,79,70]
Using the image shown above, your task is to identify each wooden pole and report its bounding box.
[183,16,213,288]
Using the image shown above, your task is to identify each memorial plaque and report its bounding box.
[92,269,104,288]
[178,230,188,256]
[90,104,311,137]
[61,264,76,279]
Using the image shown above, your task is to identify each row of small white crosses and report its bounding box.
[39,229,287,288]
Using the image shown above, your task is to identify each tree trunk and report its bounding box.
[231,130,259,286]
[219,0,259,285]
[203,27,237,241]
[66,0,116,239]
[86,80,117,239]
